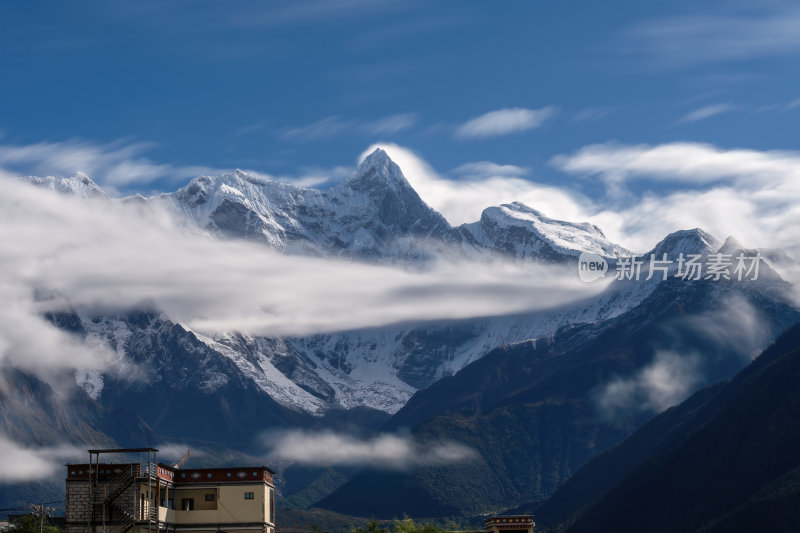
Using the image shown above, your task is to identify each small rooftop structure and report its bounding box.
[484,515,535,533]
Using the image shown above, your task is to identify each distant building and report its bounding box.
[65,448,275,533]
[484,515,534,533]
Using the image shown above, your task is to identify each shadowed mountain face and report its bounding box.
[0,366,156,511]
[316,276,800,518]
[92,310,314,449]
[162,148,453,260]
[533,322,800,533]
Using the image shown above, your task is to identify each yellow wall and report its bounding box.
[172,488,219,510]
[157,484,271,526]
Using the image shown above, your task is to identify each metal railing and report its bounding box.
[105,465,138,504]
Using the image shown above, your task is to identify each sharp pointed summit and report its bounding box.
[648,228,720,258]
[344,147,415,194]
[718,235,748,254]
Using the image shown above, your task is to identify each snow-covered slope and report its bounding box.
[649,227,720,259]
[186,229,729,415]
[461,201,630,262]
[20,172,109,200]
[152,148,452,260]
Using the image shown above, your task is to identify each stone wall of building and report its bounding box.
[65,480,91,533]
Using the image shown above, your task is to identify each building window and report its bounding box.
[181,498,194,511]
[207,473,212,478]
[227,472,231,478]
[205,494,215,502]
[181,473,185,478]
[244,492,254,500]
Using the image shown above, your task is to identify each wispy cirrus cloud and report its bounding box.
[364,113,419,134]
[455,107,556,139]
[573,106,615,122]
[283,113,418,141]
[0,138,341,193]
[274,165,353,188]
[786,98,800,110]
[551,141,800,186]
[678,103,735,123]
[450,161,529,179]
[0,139,223,191]
[283,117,351,141]
[628,6,800,67]
[263,430,478,469]
[230,121,266,139]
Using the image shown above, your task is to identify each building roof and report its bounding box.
[158,463,276,475]
[87,447,159,454]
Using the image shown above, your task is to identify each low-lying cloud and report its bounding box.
[597,351,702,418]
[0,435,84,483]
[596,298,778,419]
[155,443,206,463]
[263,430,478,469]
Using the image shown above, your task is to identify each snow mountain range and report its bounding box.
[16,148,793,419]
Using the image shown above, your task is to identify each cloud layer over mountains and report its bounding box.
[0,175,603,386]
[1,139,799,483]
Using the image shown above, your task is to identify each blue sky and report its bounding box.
[2,0,800,251]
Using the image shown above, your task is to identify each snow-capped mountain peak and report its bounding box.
[19,172,109,200]
[718,235,749,254]
[461,201,631,262]
[148,149,452,259]
[344,148,413,194]
[648,228,721,258]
